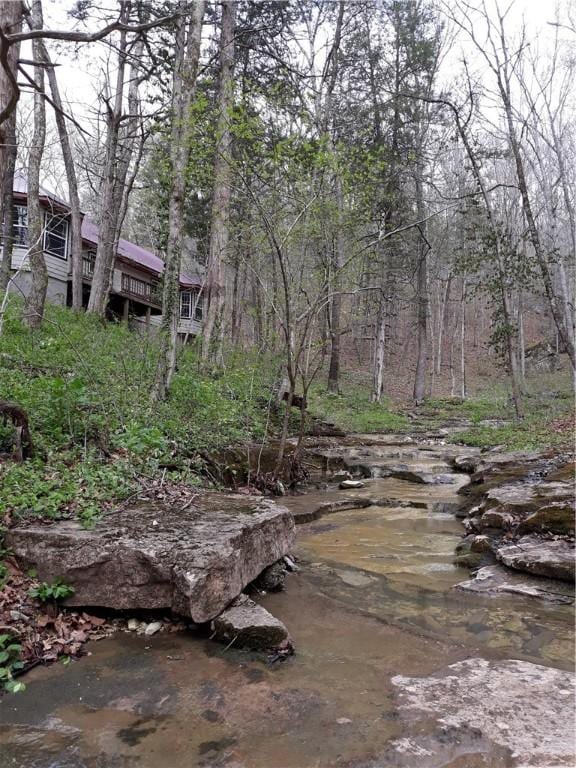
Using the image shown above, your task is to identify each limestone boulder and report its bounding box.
[6,496,295,623]
[478,509,515,530]
[211,595,292,651]
[392,659,576,767]
[496,535,575,582]
[455,564,574,604]
[520,502,575,535]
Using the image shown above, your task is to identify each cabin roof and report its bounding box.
[12,170,202,288]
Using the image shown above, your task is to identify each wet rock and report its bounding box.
[127,618,140,631]
[331,471,352,483]
[339,479,365,489]
[452,455,479,473]
[388,469,458,485]
[453,535,485,568]
[211,595,292,651]
[520,501,575,535]
[478,509,515,530]
[430,501,463,516]
[335,569,375,587]
[290,496,373,524]
[144,621,162,636]
[392,658,576,767]
[6,496,295,623]
[496,535,575,582]
[307,419,346,438]
[470,534,492,553]
[455,564,574,604]
[253,560,288,592]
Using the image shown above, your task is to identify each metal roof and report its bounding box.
[13,170,201,288]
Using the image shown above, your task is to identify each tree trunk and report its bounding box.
[413,167,429,405]
[86,17,128,317]
[33,35,83,308]
[327,175,344,393]
[201,0,236,362]
[372,296,386,402]
[0,1,22,292]
[152,0,205,400]
[0,97,18,292]
[0,1,22,229]
[436,273,452,375]
[22,0,47,329]
[460,279,466,400]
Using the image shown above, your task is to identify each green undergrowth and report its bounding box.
[0,301,285,525]
[308,378,409,433]
[436,374,574,452]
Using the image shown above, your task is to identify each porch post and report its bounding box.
[123,298,129,323]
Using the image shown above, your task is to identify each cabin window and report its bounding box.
[43,213,68,259]
[180,290,203,321]
[11,205,28,246]
[180,290,191,319]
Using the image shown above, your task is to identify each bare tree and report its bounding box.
[87,4,148,316]
[23,15,83,308]
[451,0,575,371]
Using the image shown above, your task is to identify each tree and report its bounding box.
[22,0,47,329]
[450,0,575,372]
[26,22,83,309]
[153,0,206,400]
[201,0,236,363]
[0,1,22,292]
[87,3,149,316]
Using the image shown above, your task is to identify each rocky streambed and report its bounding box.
[1,431,574,767]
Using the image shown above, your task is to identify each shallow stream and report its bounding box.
[1,437,574,767]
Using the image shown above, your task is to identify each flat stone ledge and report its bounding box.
[6,495,295,623]
[392,658,576,767]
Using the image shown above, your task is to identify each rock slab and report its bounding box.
[211,595,291,651]
[6,496,295,623]
[392,658,576,767]
[455,564,574,604]
[496,535,575,582]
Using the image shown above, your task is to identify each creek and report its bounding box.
[0,435,574,767]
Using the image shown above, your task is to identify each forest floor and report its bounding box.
[309,368,574,452]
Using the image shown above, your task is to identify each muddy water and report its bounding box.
[1,438,574,767]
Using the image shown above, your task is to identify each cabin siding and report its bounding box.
[177,318,202,336]
[10,245,69,282]
[9,270,68,306]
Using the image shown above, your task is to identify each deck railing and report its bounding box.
[82,254,95,277]
[121,272,161,305]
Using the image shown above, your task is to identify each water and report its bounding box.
[0,438,573,767]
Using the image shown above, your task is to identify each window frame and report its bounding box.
[180,290,192,319]
[43,212,69,260]
[11,204,29,247]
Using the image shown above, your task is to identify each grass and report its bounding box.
[427,372,574,452]
[0,300,285,525]
[308,376,409,433]
[0,300,572,529]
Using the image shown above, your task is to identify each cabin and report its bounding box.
[1,171,204,337]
